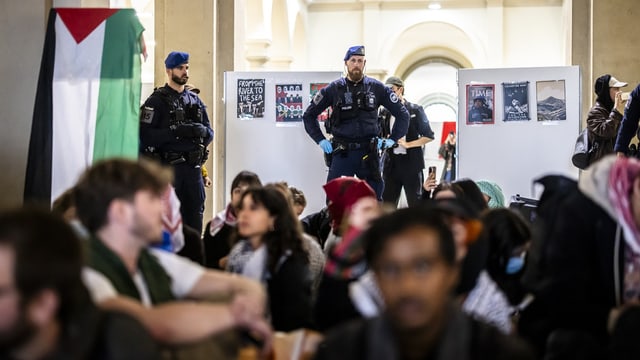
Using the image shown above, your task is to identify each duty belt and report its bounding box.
[332,138,372,151]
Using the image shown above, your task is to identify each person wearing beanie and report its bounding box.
[139,51,214,234]
[476,179,506,208]
[302,45,410,200]
[380,76,435,208]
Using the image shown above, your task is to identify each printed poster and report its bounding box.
[275,84,304,122]
[466,84,495,124]
[310,83,332,122]
[237,79,265,119]
[502,82,530,121]
[536,80,566,121]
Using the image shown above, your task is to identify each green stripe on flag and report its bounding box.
[94,9,144,160]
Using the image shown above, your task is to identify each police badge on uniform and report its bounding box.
[390,92,399,103]
[141,106,154,124]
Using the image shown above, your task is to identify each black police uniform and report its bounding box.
[140,85,213,234]
[380,100,434,207]
[614,83,640,155]
[302,76,409,199]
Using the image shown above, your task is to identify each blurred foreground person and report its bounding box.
[315,207,534,360]
[0,208,159,360]
[74,158,272,356]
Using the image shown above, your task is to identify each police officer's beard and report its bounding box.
[346,66,364,82]
[172,74,188,86]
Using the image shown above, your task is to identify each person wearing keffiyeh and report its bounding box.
[314,177,382,330]
[521,155,640,359]
[202,170,261,269]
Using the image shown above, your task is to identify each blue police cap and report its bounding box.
[165,51,189,69]
[474,96,486,103]
[344,45,365,61]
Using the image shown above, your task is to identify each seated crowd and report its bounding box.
[3,155,640,359]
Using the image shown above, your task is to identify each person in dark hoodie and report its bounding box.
[519,155,640,359]
[585,74,627,163]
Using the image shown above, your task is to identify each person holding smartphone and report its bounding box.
[379,76,435,207]
[581,74,627,163]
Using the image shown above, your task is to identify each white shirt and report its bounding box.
[82,248,205,307]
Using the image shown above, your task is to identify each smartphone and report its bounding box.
[428,166,437,181]
[622,92,630,101]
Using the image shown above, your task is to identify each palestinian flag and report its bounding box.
[24,8,144,204]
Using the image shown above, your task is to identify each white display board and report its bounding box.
[224,71,341,216]
[457,66,580,200]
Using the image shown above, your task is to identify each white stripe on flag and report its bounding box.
[51,17,105,203]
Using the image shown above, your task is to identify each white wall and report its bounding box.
[503,7,565,66]
[305,5,565,72]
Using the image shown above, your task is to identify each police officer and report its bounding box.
[380,76,434,207]
[615,83,640,157]
[302,45,410,199]
[140,51,213,234]
[468,96,493,123]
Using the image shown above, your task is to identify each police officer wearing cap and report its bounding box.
[302,45,410,199]
[140,51,213,234]
[379,76,434,207]
[468,96,493,123]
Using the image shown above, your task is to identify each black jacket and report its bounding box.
[268,253,313,331]
[202,220,235,269]
[519,188,623,356]
[315,309,534,360]
[380,100,434,172]
[0,305,159,360]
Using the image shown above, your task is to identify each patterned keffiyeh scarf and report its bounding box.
[608,157,640,302]
[209,203,237,237]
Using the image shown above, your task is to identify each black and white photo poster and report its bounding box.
[536,80,566,121]
[502,82,530,121]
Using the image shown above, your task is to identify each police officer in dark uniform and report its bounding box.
[302,45,410,199]
[468,96,493,123]
[379,76,434,207]
[615,83,640,157]
[139,51,213,234]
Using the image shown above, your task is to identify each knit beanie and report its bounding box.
[475,180,505,208]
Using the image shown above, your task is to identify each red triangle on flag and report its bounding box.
[56,8,119,44]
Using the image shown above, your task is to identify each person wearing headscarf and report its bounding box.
[586,74,627,162]
[476,179,506,208]
[521,156,640,358]
[314,177,381,331]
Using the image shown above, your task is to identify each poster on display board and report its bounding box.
[224,71,341,217]
[466,84,495,124]
[275,83,304,122]
[536,80,567,121]
[237,79,265,119]
[502,81,530,121]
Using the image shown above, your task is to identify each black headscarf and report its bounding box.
[594,74,614,112]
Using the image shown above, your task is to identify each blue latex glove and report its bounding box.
[319,139,333,154]
[377,138,396,149]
